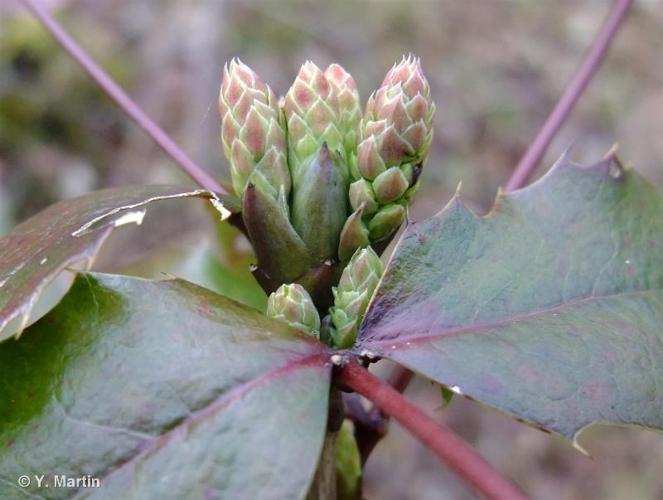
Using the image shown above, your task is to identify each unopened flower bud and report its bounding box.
[242,183,312,285]
[338,205,370,262]
[329,291,367,349]
[356,135,386,180]
[325,63,361,157]
[367,203,406,241]
[290,144,349,262]
[349,179,378,215]
[350,55,434,244]
[219,59,289,199]
[362,55,434,169]
[329,247,383,348]
[284,61,345,183]
[267,284,320,335]
[372,166,409,204]
[339,246,383,292]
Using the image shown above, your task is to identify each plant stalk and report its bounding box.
[505,0,634,192]
[19,0,226,194]
[344,364,414,463]
[337,361,527,500]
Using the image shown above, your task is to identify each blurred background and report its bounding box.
[1,0,662,498]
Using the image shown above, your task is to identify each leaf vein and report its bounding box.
[365,288,662,350]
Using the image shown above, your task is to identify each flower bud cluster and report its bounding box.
[339,55,435,260]
[218,55,434,322]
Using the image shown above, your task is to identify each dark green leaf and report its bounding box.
[357,154,663,445]
[0,186,230,341]
[0,273,330,499]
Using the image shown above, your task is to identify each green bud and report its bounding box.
[242,183,312,284]
[367,203,406,241]
[335,420,362,500]
[338,206,370,262]
[372,166,409,204]
[363,55,435,166]
[325,64,362,159]
[349,179,378,215]
[403,178,420,202]
[338,246,383,292]
[348,55,434,244]
[219,59,290,199]
[284,61,345,183]
[267,284,320,335]
[329,247,384,348]
[330,296,364,349]
[355,135,385,180]
[291,145,349,262]
[246,167,278,201]
[401,163,415,185]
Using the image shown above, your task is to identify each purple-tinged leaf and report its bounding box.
[0,273,331,499]
[357,152,663,447]
[0,186,231,341]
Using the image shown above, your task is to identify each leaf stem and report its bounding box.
[344,363,414,463]
[505,0,634,192]
[19,0,226,194]
[337,361,527,500]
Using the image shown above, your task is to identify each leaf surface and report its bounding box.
[0,273,330,499]
[0,186,230,341]
[357,154,663,443]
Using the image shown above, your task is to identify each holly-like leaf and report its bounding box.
[0,186,232,341]
[0,273,331,499]
[357,153,663,445]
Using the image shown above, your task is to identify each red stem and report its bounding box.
[338,361,527,500]
[19,0,226,194]
[505,0,634,192]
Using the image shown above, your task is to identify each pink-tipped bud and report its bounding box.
[325,64,362,156]
[372,166,410,204]
[219,59,289,198]
[346,55,434,244]
[359,55,434,175]
[349,179,378,215]
[382,54,430,97]
[284,61,344,182]
[338,205,370,261]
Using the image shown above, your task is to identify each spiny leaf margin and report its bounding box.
[357,151,663,447]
